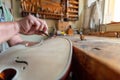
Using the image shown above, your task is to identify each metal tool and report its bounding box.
[39,31,49,37]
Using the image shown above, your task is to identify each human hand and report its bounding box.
[17,15,48,35]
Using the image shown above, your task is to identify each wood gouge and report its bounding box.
[39,31,49,37]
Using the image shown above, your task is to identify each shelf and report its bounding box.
[20,0,79,21]
[68,6,78,9]
[39,12,62,16]
[67,10,78,13]
[66,0,79,21]
[21,11,62,20]
[69,1,79,5]
[68,15,78,17]
[21,11,62,16]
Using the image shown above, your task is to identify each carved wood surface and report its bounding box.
[0,38,72,80]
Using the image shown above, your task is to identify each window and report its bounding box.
[113,0,120,22]
[103,0,120,23]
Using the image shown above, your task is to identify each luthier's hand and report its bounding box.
[8,15,48,46]
[17,15,48,35]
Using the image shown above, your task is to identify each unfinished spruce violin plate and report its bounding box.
[0,38,72,80]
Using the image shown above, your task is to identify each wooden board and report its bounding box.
[64,35,120,80]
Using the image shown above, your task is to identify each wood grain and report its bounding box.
[64,35,120,80]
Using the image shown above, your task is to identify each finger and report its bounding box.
[41,20,48,33]
[42,25,48,34]
[39,24,45,31]
[31,20,40,31]
[37,19,48,35]
[25,42,39,47]
[37,19,45,30]
[35,21,41,30]
[43,26,47,32]
[43,23,48,34]
[28,15,41,30]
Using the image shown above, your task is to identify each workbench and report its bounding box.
[63,35,120,80]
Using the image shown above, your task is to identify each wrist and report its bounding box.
[13,22,20,33]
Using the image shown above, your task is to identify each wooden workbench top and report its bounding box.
[62,35,120,80]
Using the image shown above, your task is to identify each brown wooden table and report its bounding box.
[63,35,120,80]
